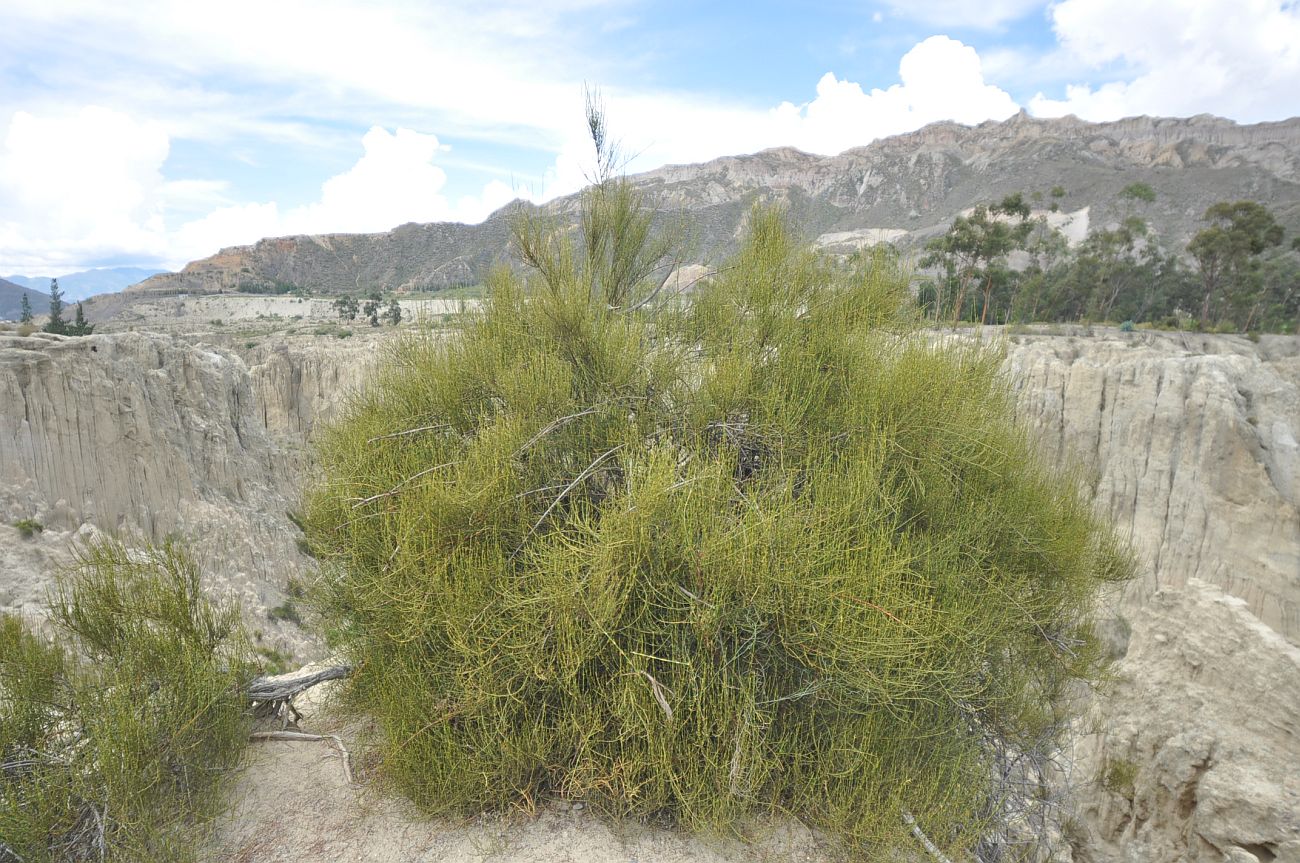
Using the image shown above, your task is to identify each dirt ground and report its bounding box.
[202,679,844,863]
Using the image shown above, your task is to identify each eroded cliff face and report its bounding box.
[0,332,376,656]
[1069,580,1300,863]
[1006,330,1300,642]
[3,327,1296,640]
[237,334,378,444]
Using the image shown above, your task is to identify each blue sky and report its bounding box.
[1,0,1297,273]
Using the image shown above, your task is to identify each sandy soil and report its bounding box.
[203,681,845,863]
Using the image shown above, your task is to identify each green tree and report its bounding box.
[71,301,94,336]
[1255,255,1300,333]
[362,291,381,327]
[1118,182,1156,204]
[333,294,360,322]
[43,278,67,335]
[1084,216,1149,321]
[304,108,1132,860]
[1188,201,1284,326]
[384,297,402,326]
[1009,217,1070,323]
[19,293,32,324]
[921,193,1032,324]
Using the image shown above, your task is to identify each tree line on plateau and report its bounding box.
[917,185,1298,333]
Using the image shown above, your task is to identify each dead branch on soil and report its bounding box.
[903,810,958,863]
[246,664,352,730]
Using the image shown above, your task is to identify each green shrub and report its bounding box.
[267,601,302,625]
[0,538,252,862]
[1101,757,1138,797]
[13,518,43,539]
[305,147,1133,857]
[255,645,294,676]
[1119,320,1135,333]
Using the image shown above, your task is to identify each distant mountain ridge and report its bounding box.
[0,278,49,322]
[126,112,1300,299]
[5,267,169,302]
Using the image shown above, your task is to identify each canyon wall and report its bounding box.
[3,326,1296,641]
[1007,329,1300,641]
[0,331,376,653]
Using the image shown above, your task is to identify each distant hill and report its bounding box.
[5,267,168,302]
[124,112,1300,299]
[0,278,50,322]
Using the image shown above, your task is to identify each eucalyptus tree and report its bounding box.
[1189,201,1284,326]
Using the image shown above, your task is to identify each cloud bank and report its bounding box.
[1029,0,1300,121]
[0,115,523,270]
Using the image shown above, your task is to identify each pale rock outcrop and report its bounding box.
[239,334,378,443]
[1005,330,1300,642]
[1069,579,1300,863]
[0,331,315,650]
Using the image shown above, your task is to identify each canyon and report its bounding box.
[2,322,1297,861]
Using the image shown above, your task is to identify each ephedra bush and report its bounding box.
[0,539,252,862]
[304,106,1133,860]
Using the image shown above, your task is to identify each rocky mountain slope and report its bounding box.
[0,278,48,322]
[119,113,1300,300]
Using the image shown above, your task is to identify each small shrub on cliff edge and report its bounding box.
[13,518,43,539]
[0,538,253,862]
[1101,757,1139,798]
[267,600,303,625]
[304,106,1133,860]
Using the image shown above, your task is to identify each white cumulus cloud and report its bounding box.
[1029,0,1300,121]
[766,37,1020,156]
[0,107,171,270]
[0,111,529,270]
